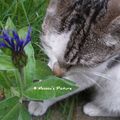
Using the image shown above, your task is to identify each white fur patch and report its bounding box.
[41,31,72,69]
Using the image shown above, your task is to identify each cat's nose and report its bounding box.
[53,63,65,77]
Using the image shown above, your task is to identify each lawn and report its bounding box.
[0,0,77,120]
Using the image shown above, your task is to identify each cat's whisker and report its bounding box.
[81,67,103,89]
[82,74,103,89]
[66,69,103,88]
[87,71,112,81]
[111,59,120,63]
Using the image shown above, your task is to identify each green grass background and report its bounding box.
[0,0,78,120]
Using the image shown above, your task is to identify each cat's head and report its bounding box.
[42,0,120,68]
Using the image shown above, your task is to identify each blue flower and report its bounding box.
[0,27,32,52]
[0,27,32,68]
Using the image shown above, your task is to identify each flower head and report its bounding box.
[0,27,31,52]
[0,27,32,68]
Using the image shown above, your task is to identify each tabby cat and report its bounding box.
[29,0,120,117]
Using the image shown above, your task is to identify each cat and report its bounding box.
[28,0,120,117]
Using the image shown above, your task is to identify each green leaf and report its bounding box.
[35,60,53,80]
[1,103,20,120]
[18,27,36,87]
[5,17,16,30]
[1,48,12,56]
[24,76,78,100]
[24,43,36,86]
[18,27,28,39]
[0,70,20,89]
[0,96,19,119]
[0,20,3,28]
[18,105,31,120]
[0,54,16,71]
[0,97,30,120]
[0,71,11,88]
[11,87,20,97]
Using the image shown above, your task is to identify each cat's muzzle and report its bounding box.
[53,62,66,77]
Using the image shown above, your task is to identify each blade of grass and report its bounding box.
[67,99,75,120]
[20,1,30,25]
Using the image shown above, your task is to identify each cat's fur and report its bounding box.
[29,0,120,117]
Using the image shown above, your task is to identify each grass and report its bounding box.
[0,0,78,120]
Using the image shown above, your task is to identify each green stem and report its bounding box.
[17,68,24,98]
[19,67,25,86]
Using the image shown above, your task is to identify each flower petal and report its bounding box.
[10,38,15,51]
[23,27,32,47]
[0,42,8,48]
[12,30,20,43]
[17,40,24,52]
[2,31,13,48]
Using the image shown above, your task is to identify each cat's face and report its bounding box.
[42,0,120,67]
